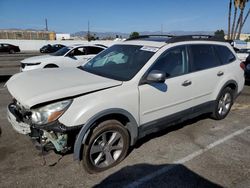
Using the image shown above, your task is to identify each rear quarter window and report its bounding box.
[214,45,236,65]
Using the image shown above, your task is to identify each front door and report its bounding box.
[139,45,196,125]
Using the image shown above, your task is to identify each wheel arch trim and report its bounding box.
[219,80,238,99]
[73,108,138,161]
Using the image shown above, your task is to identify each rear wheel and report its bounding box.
[82,120,129,173]
[211,87,234,120]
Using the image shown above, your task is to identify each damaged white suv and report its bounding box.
[6,35,245,173]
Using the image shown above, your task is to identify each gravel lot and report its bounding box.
[0,53,250,188]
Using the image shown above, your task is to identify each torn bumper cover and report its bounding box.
[7,103,81,153]
[7,103,31,134]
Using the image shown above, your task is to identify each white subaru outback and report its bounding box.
[6,35,245,173]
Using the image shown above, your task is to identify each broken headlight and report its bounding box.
[31,99,72,125]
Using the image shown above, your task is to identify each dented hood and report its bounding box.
[6,68,122,108]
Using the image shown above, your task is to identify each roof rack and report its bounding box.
[126,35,174,42]
[167,35,225,43]
[126,34,225,43]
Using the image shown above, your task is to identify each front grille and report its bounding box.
[21,63,25,68]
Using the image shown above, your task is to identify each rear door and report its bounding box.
[186,44,225,106]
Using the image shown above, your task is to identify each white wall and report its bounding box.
[56,34,70,40]
[0,39,119,51]
[1,39,249,51]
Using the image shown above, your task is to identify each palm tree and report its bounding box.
[228,0,232,39]
[231,0,240,39]
[236,0,249,39]
[241,8,250,28]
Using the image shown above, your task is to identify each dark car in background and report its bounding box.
[40,44,65,53]
[0,43,20,54]
[244,54,250,81]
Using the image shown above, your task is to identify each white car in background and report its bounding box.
[236,48,250,62]
[20,44,106,71]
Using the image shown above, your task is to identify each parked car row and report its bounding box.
[6,35,245,173]
[236,48,250,62]
[0,43,20,54]
[21,44,107,71]
[40,44,66,53]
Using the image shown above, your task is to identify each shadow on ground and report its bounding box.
[94,163,222,188]
[134,114,209,149]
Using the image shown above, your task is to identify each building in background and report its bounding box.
[56,33,71,40]
[0,29,56,40]
[225,33,250,41]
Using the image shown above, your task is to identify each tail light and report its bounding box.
[240,62,245,70]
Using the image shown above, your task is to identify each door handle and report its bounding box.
[217,71,224,76]
[182,80,192,86]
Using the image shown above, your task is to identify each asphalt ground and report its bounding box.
[0,53,250,188]
[0,51,40,75]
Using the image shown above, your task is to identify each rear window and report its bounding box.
[215,45,236,65]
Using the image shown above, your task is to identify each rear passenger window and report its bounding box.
[87,47,104,55]
[215,45,236,65]
[189,45,221,71]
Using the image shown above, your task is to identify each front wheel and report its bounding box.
[211,87,234,120]
[82,120,129,173]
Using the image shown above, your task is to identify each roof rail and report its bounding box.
[126,34,225,43]
[167,35,225,43]
[126,35,174,42]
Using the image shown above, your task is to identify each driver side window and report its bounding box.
[71,47,86,56]
[150,45,188,78]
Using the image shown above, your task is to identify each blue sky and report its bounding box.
[0,0,249,34]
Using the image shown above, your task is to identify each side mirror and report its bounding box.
[146,70,166,83]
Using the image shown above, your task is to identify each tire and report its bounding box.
[82,120,129,173]
[211,87,234,120]
[9,49,15,54]
[44,64,58,68]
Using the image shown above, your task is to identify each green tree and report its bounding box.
[245,36,250,42]
[85,33,98,41]
[214,30,225,39]
[129,32,139,38]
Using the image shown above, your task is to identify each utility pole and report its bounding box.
[45,18,48,31]
[87,20,90,41]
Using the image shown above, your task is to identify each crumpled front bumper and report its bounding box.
[7,104,31,134]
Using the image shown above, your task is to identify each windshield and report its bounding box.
[51,46,71,56]
[82,44,155,81]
